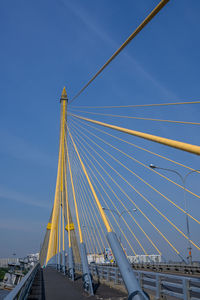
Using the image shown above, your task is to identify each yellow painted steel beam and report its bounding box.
[64,153,72,248]
[70,114,200,155]
[67,146,83,243]
[46,88,67,264]
[68,127,112,233]
[46,142,62,264]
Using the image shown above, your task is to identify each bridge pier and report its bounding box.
[62,250,66,275]
[68,247,75,281]
[57,252,61,271]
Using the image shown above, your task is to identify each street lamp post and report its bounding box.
[149,164,200,264]
[102,207,137,244]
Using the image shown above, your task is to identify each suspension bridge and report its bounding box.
[4,0,200,299]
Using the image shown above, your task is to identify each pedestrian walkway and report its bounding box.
[43,267,94,300]
[43,267,127,300]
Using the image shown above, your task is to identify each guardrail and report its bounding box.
[93,262,200,276]
[4,263,40,300]
[131,263,200,276]
[75,263,200,299]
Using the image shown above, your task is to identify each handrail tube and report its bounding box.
[4,263,40,300]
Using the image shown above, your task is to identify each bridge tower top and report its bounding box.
[60,86,68,102]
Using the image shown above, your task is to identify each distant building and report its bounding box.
[127,254,162,263]
[87,254,105,264]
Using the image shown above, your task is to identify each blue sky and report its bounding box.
[0,0,200,260]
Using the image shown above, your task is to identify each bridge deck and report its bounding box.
[30,267,127,300]
[43,267,94,300]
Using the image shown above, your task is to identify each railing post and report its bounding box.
[80,242,94,295]
[138,272,143,290]
[107,232,149,300]
[107,267,109,282]
[62,250,66,274]
[68,247,75,281]
[155,274,161,300]
[182,278,190,300]
[115,267,118,285]
[57,252,61,271]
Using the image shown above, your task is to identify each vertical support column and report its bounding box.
[68,247,75,281]
[80,242,94,295]
[62,250,66,274]
[182,278,189,300]
[155,274,161,300]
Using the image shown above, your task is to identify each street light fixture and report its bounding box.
[149,163,200,264]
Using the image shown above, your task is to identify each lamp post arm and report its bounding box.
[183,169,200,183]
[154,167,184,185]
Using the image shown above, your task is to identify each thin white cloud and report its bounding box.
[0,129,57,168]
[62,0,177,99]
[0,217,44,233]
[0,185,50,208]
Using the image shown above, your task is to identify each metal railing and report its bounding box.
[75,263,200,299]
[4,263,40,300]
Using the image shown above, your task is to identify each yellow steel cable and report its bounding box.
[77,162,107,248]
[73,149,95,253]
[74,135,161,255]
[71,135,137,255]
[69,0,170,104]
[75,139,180,256]
[69,126,194,255]
[75,147,148,256]
[77,165,103,253]
[88,172,137,256]
[67,146,83,243]
[75,167,96,254]
[78,169,106,251]
[59,203,61,253]
[82,221,93,254]
[71,120,200,223]
[70,129,179,256]
[75,150,137,256]
[70,100,200,109]
[74,146,106,254]
[68,127,112,233]
[72,155,94,254]
[77,182,96,254]
[60,101,66,252]
[72,127,200,251]
[46,139,62,263]
[78,187,95,254]
[62,205,65,251]
[61,100,66,192]
[78,147,148,256]
[70,114,200,155]
[69,110,200,125]
[65,135,107,249]
[71,118,199,174]
[78,174,102,254]
[63,150,71,248]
